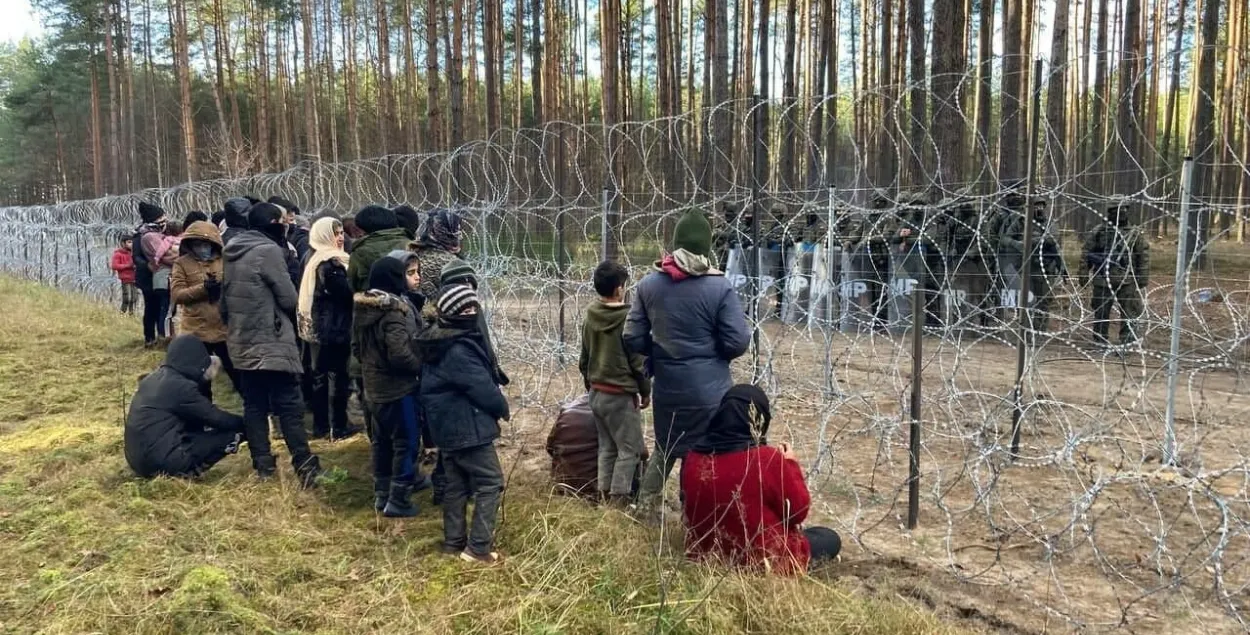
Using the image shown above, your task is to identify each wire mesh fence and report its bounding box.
[2,91,1250,631]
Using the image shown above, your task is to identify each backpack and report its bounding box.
[545,394,647,500]
[131,225,155,288]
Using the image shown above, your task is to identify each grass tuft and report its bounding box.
[0,276,967,634]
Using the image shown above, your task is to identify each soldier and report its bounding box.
[712,202,740,272]
[1082,197,1150,346]
[998,197,1063,333]
[763,204,794,317]
[890,191,945,327]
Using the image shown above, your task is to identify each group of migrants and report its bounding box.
[712,191,1150,346]
[119,199,842,573]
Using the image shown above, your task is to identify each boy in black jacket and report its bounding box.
[417,285,510,565]
[352,253,427,517]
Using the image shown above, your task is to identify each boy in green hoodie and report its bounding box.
[578,260,651,507]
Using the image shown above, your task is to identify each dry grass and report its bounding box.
[0,276,972,635]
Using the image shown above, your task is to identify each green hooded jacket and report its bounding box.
[578,299,651,399]
[347,228,411,293]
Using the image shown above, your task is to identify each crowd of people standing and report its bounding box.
[120,198,843,574]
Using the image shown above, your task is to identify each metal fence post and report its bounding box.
[1164,157,1195,467]
[908,283,923,530]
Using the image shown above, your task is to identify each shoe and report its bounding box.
[382,482,419,517]
[224,433,245,455]
[607,493,633,510]
[413,475,433,493]
[330,425,363,442]
[254,455,277,480]
[374,478,391,512]
[295,456,323,489]
[440,543,465,555]
[459,550,504,566]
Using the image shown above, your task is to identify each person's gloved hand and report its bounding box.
[203,276,222,301]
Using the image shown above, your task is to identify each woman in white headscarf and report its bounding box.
[298,217,361,440]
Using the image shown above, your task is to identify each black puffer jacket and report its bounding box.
[417,324,510,452]
[221,230,302,374]
[313,259,354,346]
[352,291,424,404]
[124,336,244,477]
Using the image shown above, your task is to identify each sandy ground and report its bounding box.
[483,281,1250,634]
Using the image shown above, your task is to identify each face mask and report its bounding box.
[192,243,215,261]
[260,222,288,245]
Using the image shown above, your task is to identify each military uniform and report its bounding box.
[850,193,895,327]
[1082,199,1149,345]
[889,193,945,327]
[998,199,1063,332]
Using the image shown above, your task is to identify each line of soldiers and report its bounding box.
[711,192,1149,346]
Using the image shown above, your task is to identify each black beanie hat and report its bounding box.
[223,197,251,228]
[367,255,411,297]
[393,204,421,238]
[138,201,165,224]
[184,210,209,226]
[210,210,226,226]
[268,196,299,215]
[247,202,285,230]
[356,205,399,234]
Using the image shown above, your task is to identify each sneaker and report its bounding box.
[295,456,324,489]
[440,543,465,555]
[459,550,504,566]
[224,433,245,455]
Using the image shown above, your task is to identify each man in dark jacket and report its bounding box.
[133,201,169,347]
[221,202,323,485]
[624,210,752,517]
[417,285,510,564]
[270,195,312,263]
[220,197,252,245]
[125,335,245,478]
[348,205,411,293]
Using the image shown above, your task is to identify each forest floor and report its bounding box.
[0,276,987,634]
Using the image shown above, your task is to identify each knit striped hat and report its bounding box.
[437,284,481,318]
[440,258,478,288]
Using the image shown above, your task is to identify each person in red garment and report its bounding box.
[680,384,841,575]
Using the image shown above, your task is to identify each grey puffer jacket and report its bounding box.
[221,230,302,374]
[624,253,751,410]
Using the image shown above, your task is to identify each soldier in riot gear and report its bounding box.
[998,197,1064,333]
[763,204,795,317]
[890,191,945,327]
[1082,197,1150,346]
[713,202,743,272]
[856,192,895,327]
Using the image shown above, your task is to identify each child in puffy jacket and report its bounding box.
[110,234,137,314]
[416,284,510,565]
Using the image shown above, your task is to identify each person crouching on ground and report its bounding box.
[418,285,509,565]
[579,260,651,508]
[681,385,841,575]
[353,252,428,517]
[300,217,362,441]
[125,335,245,478]
[221,202,323,486]
[170,221,239,399]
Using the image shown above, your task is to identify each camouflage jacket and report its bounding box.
[1082,224,1150,287]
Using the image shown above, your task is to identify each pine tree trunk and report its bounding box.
[484,0,502,135]
[300,0,321,161]
[999,0,1023,184]
[877,0,895,187]
[1189,0,1222,265]
[1045,0,1069,187]
[400,0,418,151]
[1115,0,1144,199]
[975,0,994,188]
[427,0,444,149]
[171,0,198,181]
[780,0,798,191]
[1089,0,1109,196]
[103,1,123,193]
[529,0,543,127]
[345,0,362,159]
[907,0,925,188]
[322,0,339,163]
[89,53,105,194]
[931,0,967,189]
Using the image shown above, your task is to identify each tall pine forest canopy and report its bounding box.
[0,0,1243,234]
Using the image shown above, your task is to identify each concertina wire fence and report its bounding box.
[3,74,1250,631]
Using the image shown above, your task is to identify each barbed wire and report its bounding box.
[2,85,1250,632]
